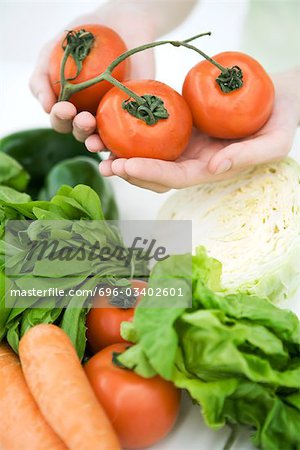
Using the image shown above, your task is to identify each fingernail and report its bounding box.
[98,163,105,175]
[112,158,125,175]
[214,159,232,175]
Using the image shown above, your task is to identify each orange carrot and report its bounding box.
[19,324,120,450]
[0,343,66,450]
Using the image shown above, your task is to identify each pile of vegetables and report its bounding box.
[0,151,180,449]
[0,149,121,448]
[159,157,300,302]
[119,248,300,450]
[1,240,299,449]
[0,22,299,450]
[1,150,300,449]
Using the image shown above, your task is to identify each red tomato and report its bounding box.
[86,280,148,353]
[49,24,128,114]
[85,343,181,449]
[97,80,193,160]
[182,51,275,139]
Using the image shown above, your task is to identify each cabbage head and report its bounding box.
[159,158,300,301]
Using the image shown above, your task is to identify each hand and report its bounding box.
[97,69,300,192]
[29,6,156,143]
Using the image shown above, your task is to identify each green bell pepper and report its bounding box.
[39,156,118,219]
[0,128,99,198]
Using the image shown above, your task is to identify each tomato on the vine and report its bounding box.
[182,51,274,139]
[49,24,128,114]
[97,80,193,160]
[85,343,181,449]
[86,280,147,353]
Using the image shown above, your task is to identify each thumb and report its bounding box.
[29,44,57,113]
[208,131,289,175]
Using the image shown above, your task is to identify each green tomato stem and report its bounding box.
[178,41,243,92]
[58,31,212,103]
[105,31,212,74]
[177,40,226,72]
[104,74,145,106]
[58,29,95,101]
[58,45,71,100]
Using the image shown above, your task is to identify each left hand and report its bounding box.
[92,69,300,192]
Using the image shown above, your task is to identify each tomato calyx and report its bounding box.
[177,40,244,94]
[122,95,169,126]
[216,66,243,93]
[109,288,138,309]
[62,29,95,81]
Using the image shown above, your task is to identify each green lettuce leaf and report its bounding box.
[0,153,30,192]
[120,248,300,450]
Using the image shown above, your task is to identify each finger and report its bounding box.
[50,102,77,134]
[72,112,97,142]
[99,159,115,177]
[122,157,209,189]
[208,87,298,175]
[30,71,57,113]
[85,134,106,152]
[29,44,56,113]
[110,158,169,192]
[208,130,289,175]
[111,158,128,178]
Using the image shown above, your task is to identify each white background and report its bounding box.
[0,2,299,449]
